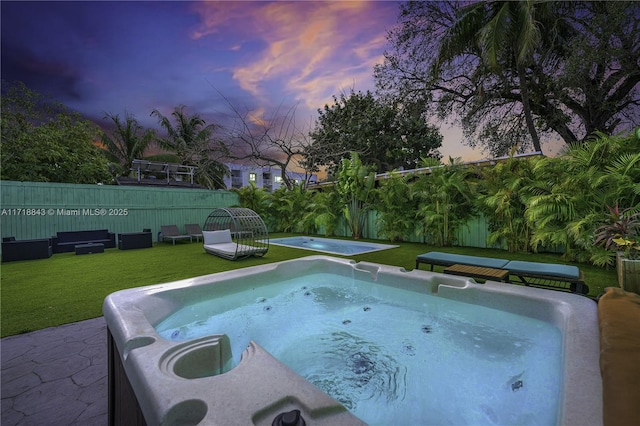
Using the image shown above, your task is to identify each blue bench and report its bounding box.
[415,251,588,294]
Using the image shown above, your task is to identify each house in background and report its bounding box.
[116,159,317,191]
[224,163,317,192]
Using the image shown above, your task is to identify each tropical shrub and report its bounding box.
[268,183,316,233]
[233,183,270,218]
[476,155,535,252]
[412,158,476,246]
[593,203,640,266]
[335,153,377,239]
[306,188,343,237]
[374,172,416,242]
[527,131,640,262]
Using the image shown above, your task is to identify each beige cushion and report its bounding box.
[598,287,640,426]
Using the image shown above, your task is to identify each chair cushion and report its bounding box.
[203,230,232,245]
[416,251,509,269]
[204,242,237,255]
[504,260,580,279]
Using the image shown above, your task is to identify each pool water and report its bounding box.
[269,236,398,255]
[156,272,562,425]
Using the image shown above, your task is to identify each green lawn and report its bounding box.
[0,234,618,337]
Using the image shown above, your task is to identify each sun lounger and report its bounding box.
[415,251,589,294]
[185,224,203,242]
[160,225,192,245]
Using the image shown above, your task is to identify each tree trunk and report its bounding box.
[517,63,542,153]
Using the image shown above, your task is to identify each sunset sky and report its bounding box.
[1,1,491,167]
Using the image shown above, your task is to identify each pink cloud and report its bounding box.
[190,1,393,108]
[188,2,491,164]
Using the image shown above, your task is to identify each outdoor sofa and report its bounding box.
[2,237,53,262]
[52,229,116,253]
[415,251,588,294]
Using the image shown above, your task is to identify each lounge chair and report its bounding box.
[185,224,203,242]
[160,225,192,245]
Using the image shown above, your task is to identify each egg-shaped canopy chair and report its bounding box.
[202,208,269,260]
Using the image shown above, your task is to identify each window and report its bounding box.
[249,173,256,182]
[274,176,282,183]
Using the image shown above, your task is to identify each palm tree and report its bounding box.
[434,0,562,153]
[101,112,154,176]
[150,105,229,189]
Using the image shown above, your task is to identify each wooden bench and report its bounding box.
[444,264,510,282]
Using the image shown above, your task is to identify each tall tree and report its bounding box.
[101,111,155,176]
[150,105,229,189]
[307,90,442,176]
[220,95,314,190]
[1,81,111,184]
[434,0,556,153]
[375,1,639,156]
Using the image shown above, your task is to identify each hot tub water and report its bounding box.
[156,272,562,425]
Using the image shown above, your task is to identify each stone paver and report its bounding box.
[1,317,108,426]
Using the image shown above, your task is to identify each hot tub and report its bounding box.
[103,255,602,425]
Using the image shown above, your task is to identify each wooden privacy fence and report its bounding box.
[2,180,551,253]
[327,211,495,248]
[0,181,239,244]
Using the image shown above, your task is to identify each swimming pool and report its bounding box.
[270,236,398,255]
[103,256,602,425]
